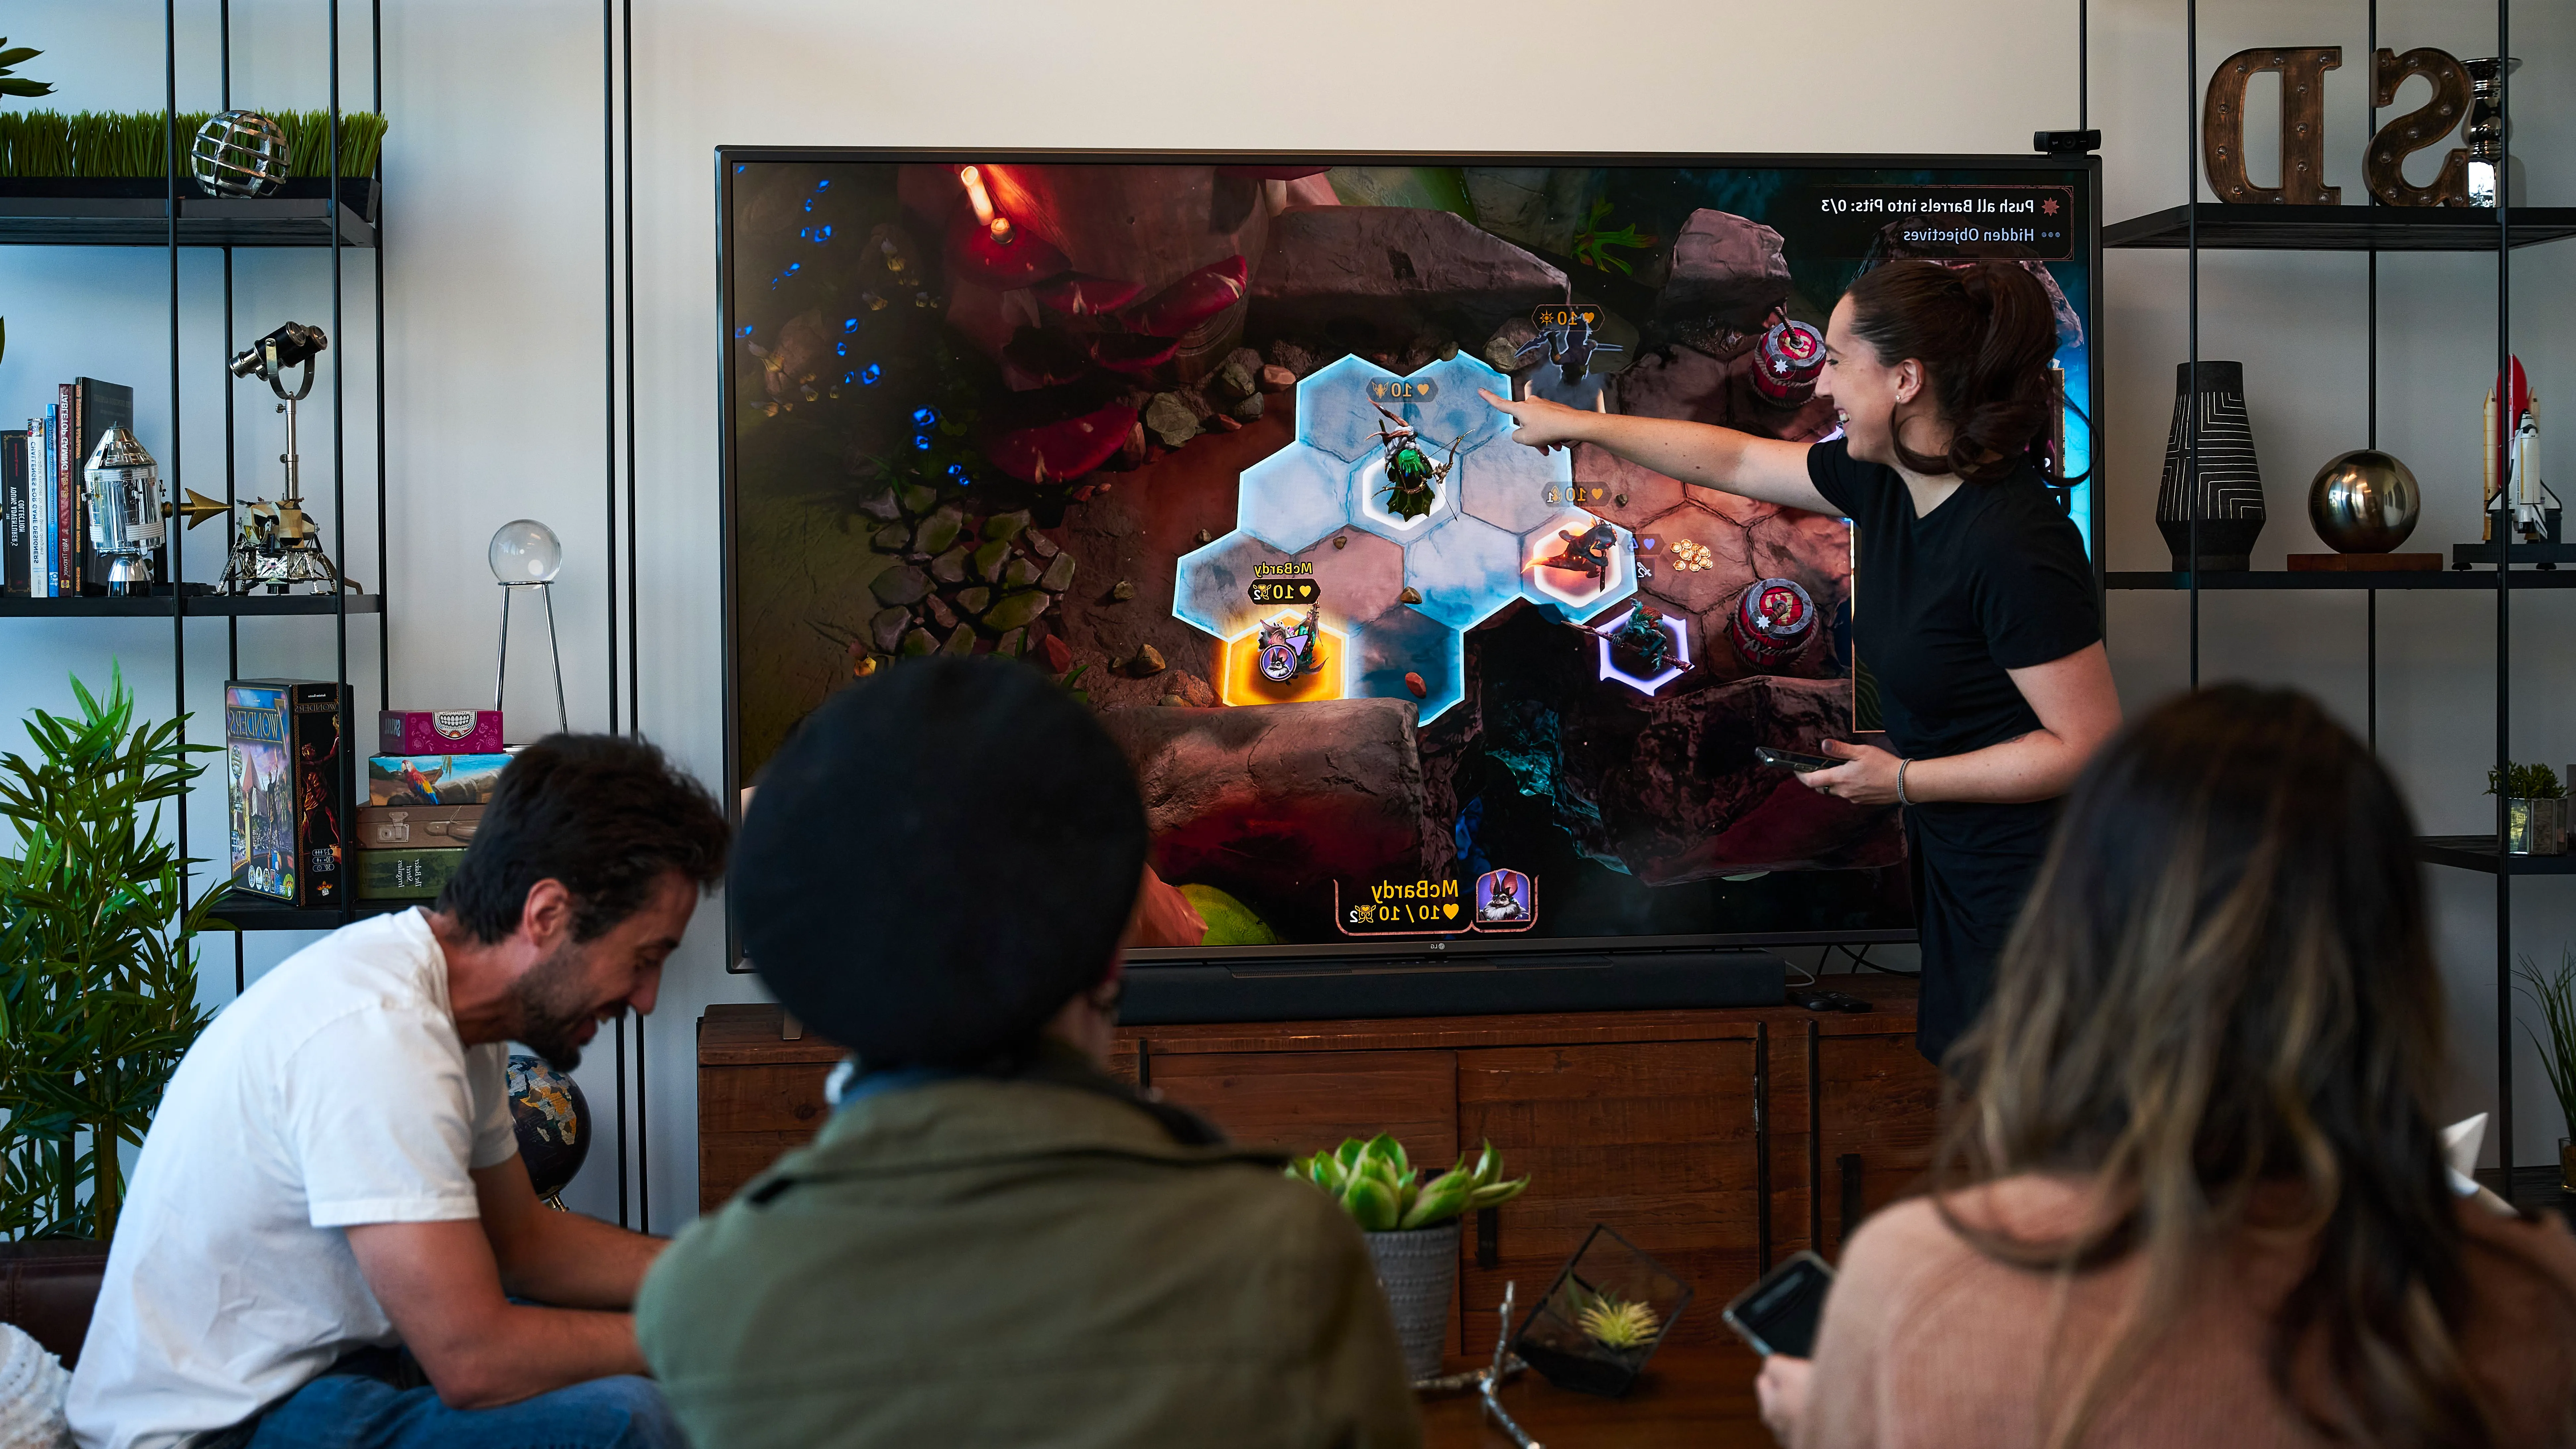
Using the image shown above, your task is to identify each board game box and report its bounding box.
[367,753,513,807]
[357,846,469,901]
[356,803,487,848]
[226,680,352,907]
[378,709,505,756]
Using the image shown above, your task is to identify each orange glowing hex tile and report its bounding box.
[1217,609,1350,707]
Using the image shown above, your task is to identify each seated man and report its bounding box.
[70,735,730,1449]
[638,657,1420,1448]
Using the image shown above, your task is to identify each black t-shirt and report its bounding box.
[1805,439,2100,765]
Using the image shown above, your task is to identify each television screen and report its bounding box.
[720,151,2099,961]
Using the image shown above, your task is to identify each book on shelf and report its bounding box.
[225,680,353,909]
[71,379,138,591]
[3,426,25,597]
[53,384,77,596]
[34,409,54,598]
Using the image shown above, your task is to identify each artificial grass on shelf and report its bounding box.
[0,110,386,179]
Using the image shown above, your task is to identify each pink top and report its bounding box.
[1802,1174,2576,1448]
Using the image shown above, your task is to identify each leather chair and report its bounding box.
[0,1241,109,1366]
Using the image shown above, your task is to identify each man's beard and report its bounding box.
[509,940,609,1070]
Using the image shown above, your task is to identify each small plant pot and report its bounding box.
[2507,797,2568,855]
[1513,1224,1693,1399]
[1363,1221,1459,1380]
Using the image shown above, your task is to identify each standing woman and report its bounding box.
[1483,260,2120,1064]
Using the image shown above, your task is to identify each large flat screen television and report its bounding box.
[719,150,2101,981]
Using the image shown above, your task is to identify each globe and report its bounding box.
[506,1054,591,1204]
[189,110,288,198]
[489,519,563,584]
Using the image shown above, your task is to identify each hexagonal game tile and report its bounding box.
[1172,530,1296,640]
[1349,449,1461,544]
[1350,604,1465,725]
[1458,434,1574,536]
[1519,508,1638,621]
[1235,442,1353,554]
[1293,528,1406,625]
[1296,354,1407,464]
[1390,352,1517,457]
[1633,503,1746,616]
[1590,606,1692,697]
[1402,515,1527,631]
[1217,608,1351,707]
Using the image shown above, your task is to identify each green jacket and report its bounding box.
[637,1054,1422,1449]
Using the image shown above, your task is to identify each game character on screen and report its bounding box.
[1536,522,1619,585]
[1256,603,1327,685]
[1514,315,1623,386]
[1368,401,1461,522]
[1575,605,1691,679]
[1476,869,1531,924]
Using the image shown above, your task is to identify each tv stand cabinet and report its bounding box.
[696,973,1937,1354]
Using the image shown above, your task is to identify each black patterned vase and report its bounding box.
[2157,360,2265,571]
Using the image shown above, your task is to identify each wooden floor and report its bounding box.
[1422,1344,1771,1447]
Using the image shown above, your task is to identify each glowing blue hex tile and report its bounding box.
[1394,352,1517,457]
[1349,448,1461,545]
[1458,432,1574,536]
[1401,514,1525,631]
[1296,354,1407,464]
[1350,605,1466,726]
[1172,530,1295,640]
[1517,508,1639,621]
[1236,443,1353,554]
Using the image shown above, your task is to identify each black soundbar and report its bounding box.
[1121,947,1787,1025]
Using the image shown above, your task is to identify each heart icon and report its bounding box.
[1443,903,1459,920]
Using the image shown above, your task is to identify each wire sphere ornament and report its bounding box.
[189,110,289,198]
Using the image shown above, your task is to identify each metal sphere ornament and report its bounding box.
[189,110,289,199]
[2306,448,2422,553]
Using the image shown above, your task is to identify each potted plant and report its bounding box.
[2487,761,2567,856]
[1512,1224,1693,1398]
[0,668,218,1241]
[1289,1135,1527,1379]
[2519,950,2576,1194]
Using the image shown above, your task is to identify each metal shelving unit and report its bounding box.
[2105,0,2552,1180]
[0,5,390,982]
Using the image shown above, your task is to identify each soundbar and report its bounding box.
[1121,946,1788,1025]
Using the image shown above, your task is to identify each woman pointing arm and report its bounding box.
[1484,259,2119,1068]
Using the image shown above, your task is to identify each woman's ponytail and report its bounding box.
[1844,259,2059,483]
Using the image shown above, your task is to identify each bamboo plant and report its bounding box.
[0,668,220,1240]
[1289,1134,1528,1232]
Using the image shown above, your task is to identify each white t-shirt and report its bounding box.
[66,909,518,1449]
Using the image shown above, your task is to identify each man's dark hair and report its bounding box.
[732,656,1148,1070]
[437,734,730,944]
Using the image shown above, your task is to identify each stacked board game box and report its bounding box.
[358,718,511,900]
[224,681,353,909]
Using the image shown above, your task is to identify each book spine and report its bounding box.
[53,388,74,596]
[35,410,54,598]
[76,381,137,586]
[3,429,25,597]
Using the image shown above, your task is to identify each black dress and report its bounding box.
[1805,440,2101,1064]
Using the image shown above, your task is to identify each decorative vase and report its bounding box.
[1512,1224,1693,1399]
[1363,1221,1459,1380]
[2505,797,2567,856]
[2158,361,2266,571]
[2307,449,2421,553]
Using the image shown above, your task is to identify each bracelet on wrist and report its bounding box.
[1897,758,1913,807]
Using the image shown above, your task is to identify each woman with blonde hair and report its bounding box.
[1770,685,2576,1447]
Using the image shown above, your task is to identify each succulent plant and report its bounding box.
[1287,1134,1528,1233]
[1572,1289,1660,1351]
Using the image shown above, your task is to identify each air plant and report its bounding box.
[1288,1134,1528,1232]
[1571,1288,1661,1351]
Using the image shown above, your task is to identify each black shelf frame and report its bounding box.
[0,194,377,249]
[205,890,410,932]
[0,592,382,617]
[2106,201,2576,251]
[2126,0,2539,1180]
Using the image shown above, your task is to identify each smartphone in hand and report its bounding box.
[1754,745,1841,774]
[1723,1250,1835,1358]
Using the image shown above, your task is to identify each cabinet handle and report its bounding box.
[1476,1206,1500,1268]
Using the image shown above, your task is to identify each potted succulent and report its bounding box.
[1289,1135,1527,1379]
[2488,762,2567,856]
[1513,1224,1693,1398]
[2518,950,2576,1193]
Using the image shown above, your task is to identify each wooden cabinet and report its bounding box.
[696,973,1939,1338]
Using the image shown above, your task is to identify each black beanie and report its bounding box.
[733,656,1149,1069]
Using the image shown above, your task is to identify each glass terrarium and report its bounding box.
[1513,1224,1693,1398]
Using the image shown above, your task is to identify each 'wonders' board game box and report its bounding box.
[226,680,353,907]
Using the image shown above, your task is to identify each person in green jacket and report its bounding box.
[636,657,1421,1449]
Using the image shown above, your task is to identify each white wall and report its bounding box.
[4,0,2569,1223]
